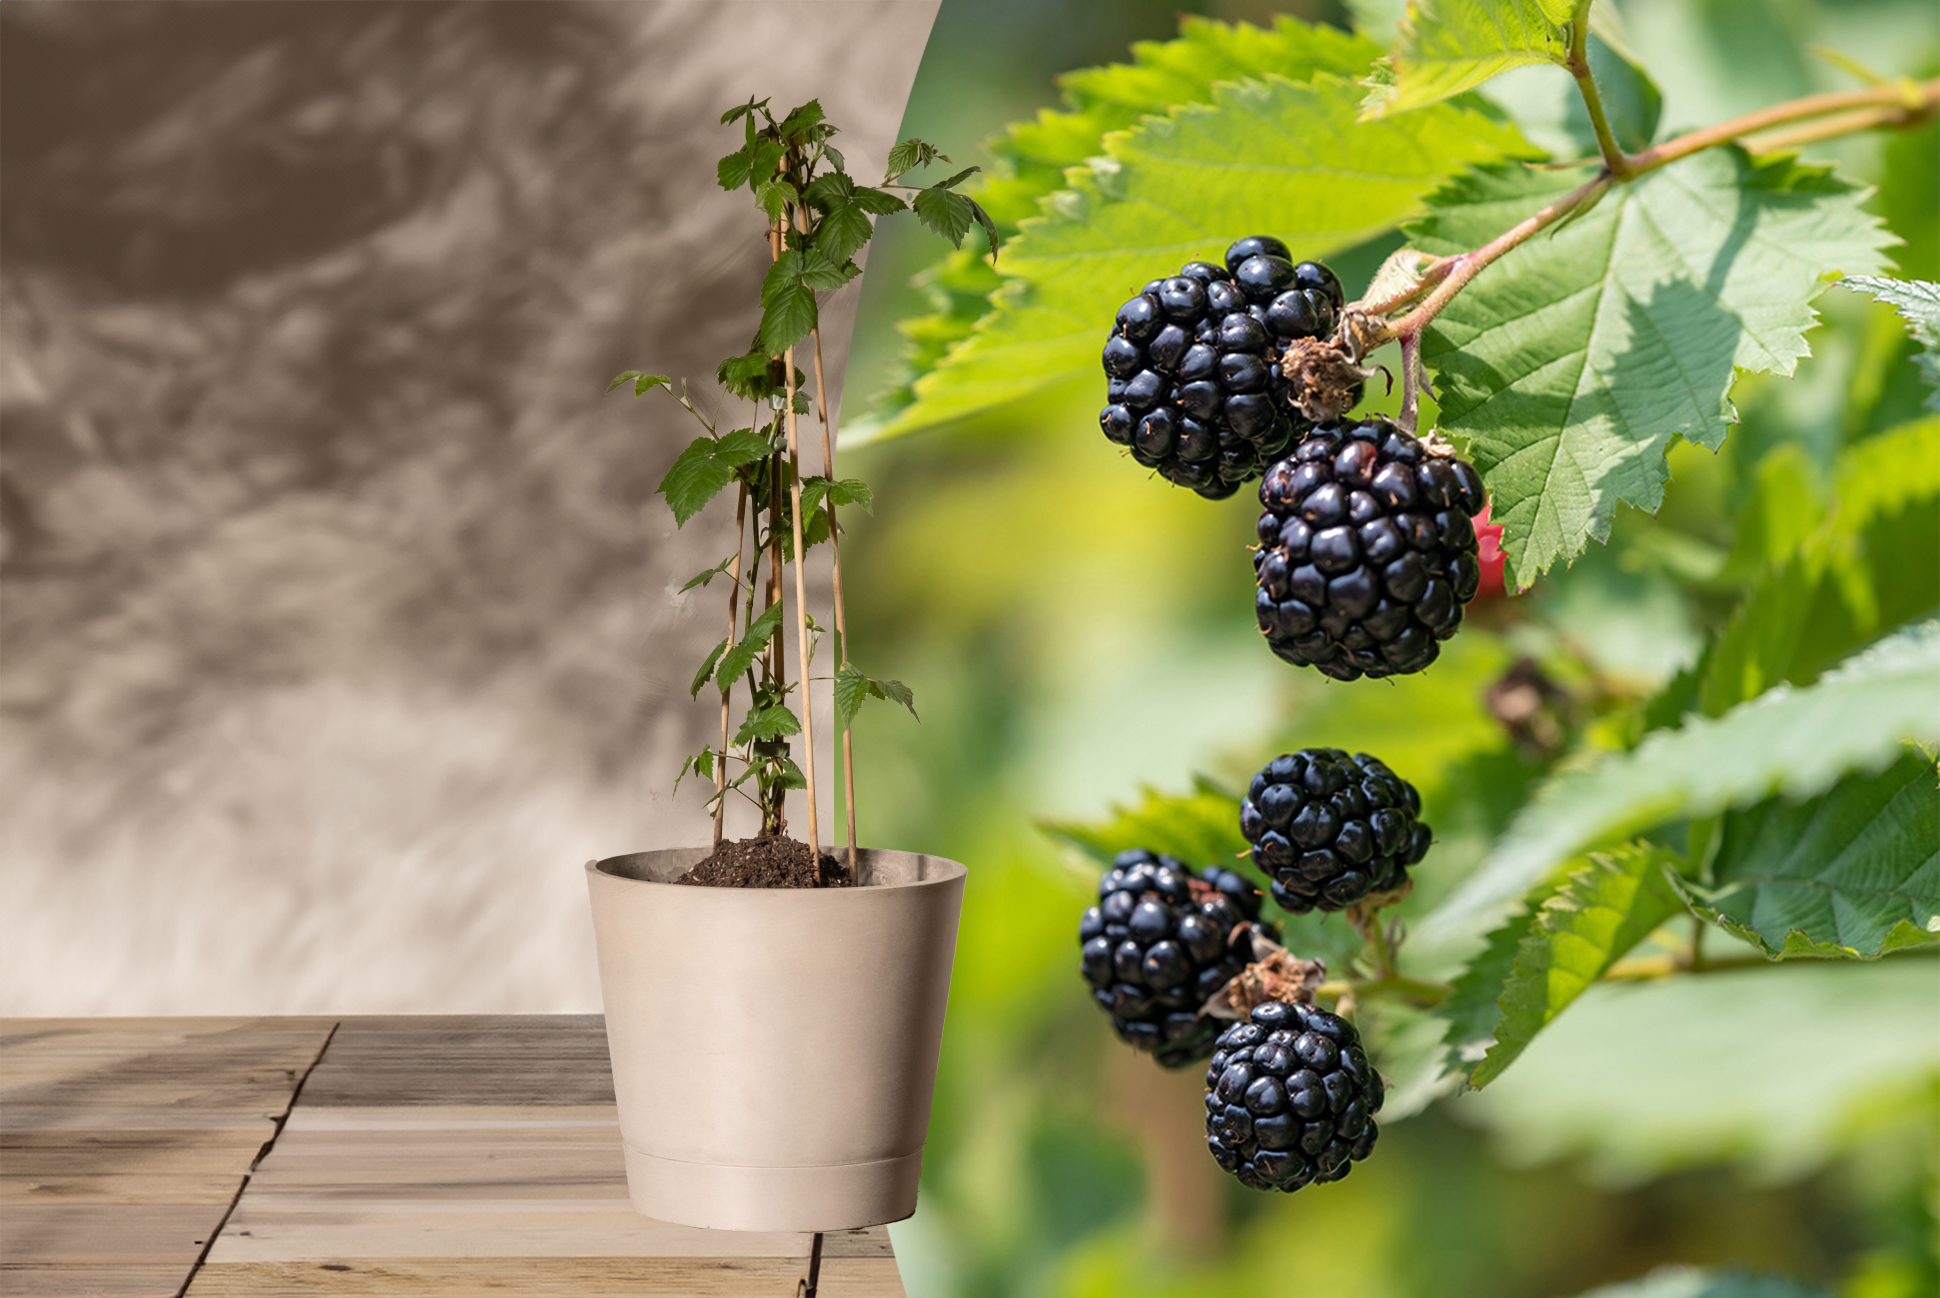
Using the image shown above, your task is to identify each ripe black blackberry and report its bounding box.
[1255,416,1485,679]
[1079,849,1278,1067]
[1099,238,1343,499]
[1205,1000,1383,1192]
[1240,749,1431,914]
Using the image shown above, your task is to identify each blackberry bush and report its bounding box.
[1078,848,1278,1066]
[1204,1000,1383,1192]
[1099,236,1344,499]
[1255,416,1486,680]
[1240,749,1431,914]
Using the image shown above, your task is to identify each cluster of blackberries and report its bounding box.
[1256,417,1485,679]
[1099,236,1344,500]
[1079,850,1276,1067]
[1205,1001,1383,1192]
[1240,749,1430,913]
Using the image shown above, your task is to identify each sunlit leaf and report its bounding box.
[1362,0,1575,119]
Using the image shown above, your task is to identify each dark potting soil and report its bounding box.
[676,835,852,889]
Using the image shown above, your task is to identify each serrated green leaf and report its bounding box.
[1438,904,1537,1077]
[713,427,773,467]
[775,757,808,791]
[689,638,728,698]
[733,703,801,746]
[1423,621,1940,944]
[1410,149,1895,586]
[871,71,1526,440]
[720,96,766,126]
[716,148,752,192]
[1845,275,1940,409]
[673,747,714,795]
[656,438,737,527]
[832,662,919,730]
[777,99,823,141]
[1362,0,1576,119]
[680,557,736,594]
[757,251,816,355]
[861,15,1384,434]
[885,137,945,179]
[1570,1268,1832,1298]
[1677,753,1940,959]
[812,200,873,266]
[1468,844,1684,1088]
[932,166,980,192]
[912,185,976,249]
[798,249,860,292]
[608,370,672,396]
[747,139,783,188]
[1646,417,1940,729]
[717,600,786,686]
[852,186,905,216]
[1040,778,1248,870]
[799,476,873,517]
[755,177,797,225]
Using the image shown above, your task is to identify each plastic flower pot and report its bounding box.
[584,845,966,1232]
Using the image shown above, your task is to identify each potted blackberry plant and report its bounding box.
[585,98,998,1233]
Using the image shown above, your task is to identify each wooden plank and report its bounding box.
[2,1172,247,1205]
[293,1018,614,1107]
[185,1256,906,1297]
[0,1263,190,1298]
[190,1257,809,1297]
[0,1203,226,1265]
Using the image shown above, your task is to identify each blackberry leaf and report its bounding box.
[758,251,817,354]
[608,370,671,396]
[1680,753,1940,960]
[1423,621,1940,945]
[870,71,1525,440]
[1437,904,1537,1079]
[656,429,771,526]
[733,703,802,746]
[716,601,787,687]
[1467,843,1684,1089]
[1360,0,1575,120]
[833,663,917,729]
[1844,276,1940,409]
[689,638,728,698]
[1408,150,1894,587]
[1042,778,1247,870]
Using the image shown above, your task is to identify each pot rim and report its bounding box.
[587,844,966,894]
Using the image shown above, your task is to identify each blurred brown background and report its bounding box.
[0,0,939,1015]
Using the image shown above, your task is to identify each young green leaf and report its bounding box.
[832,662,918,730]
[1361,0,1576,119]
[733,703,803,746]
[680,556,738,594]
[851,186,906,216]
[799,476,873,516]
[775,757,808,791]
[689,637,729,698]
[1844,276,1940,408]
[717,148,753,192]
[673,747,715,794]
[798,249,860,292]
[885,137,947,179]
[912,184,976,248]
[657,431,769,527]
[720,96,767,126]
[608,370,672,396]
[1409,149,1894,587]
[869,71,1525,440]
[716,600,787,686]
[1678,753,1940,960]
[746,139,784,188]
[758,251,817,355]
[1467,844,1685,1088]
[1422,620,1940,945]
[777,99,824,141]
[755,177,797,225]
[1437,904,1538,1077]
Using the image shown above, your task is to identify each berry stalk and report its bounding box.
[1563,0,1632,180]
[771,218,821,858]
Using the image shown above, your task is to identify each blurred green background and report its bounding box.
[833,1,1940,1295]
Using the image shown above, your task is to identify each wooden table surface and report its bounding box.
[1,1016,906,1297]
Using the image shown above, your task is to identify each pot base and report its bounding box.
[621,1143,923,1232]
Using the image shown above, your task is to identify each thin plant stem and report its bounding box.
[1315,975,1451,1010]
[713,481,749,847]
[1375,75,1940,346]
[1396,332,1424,435]
[1565,1,1633,179]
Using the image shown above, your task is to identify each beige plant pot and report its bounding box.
[584,845,966,1232]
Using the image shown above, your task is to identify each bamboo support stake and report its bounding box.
[713,482,749,847]
[769,221,820,858]
[809,326,859,873]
